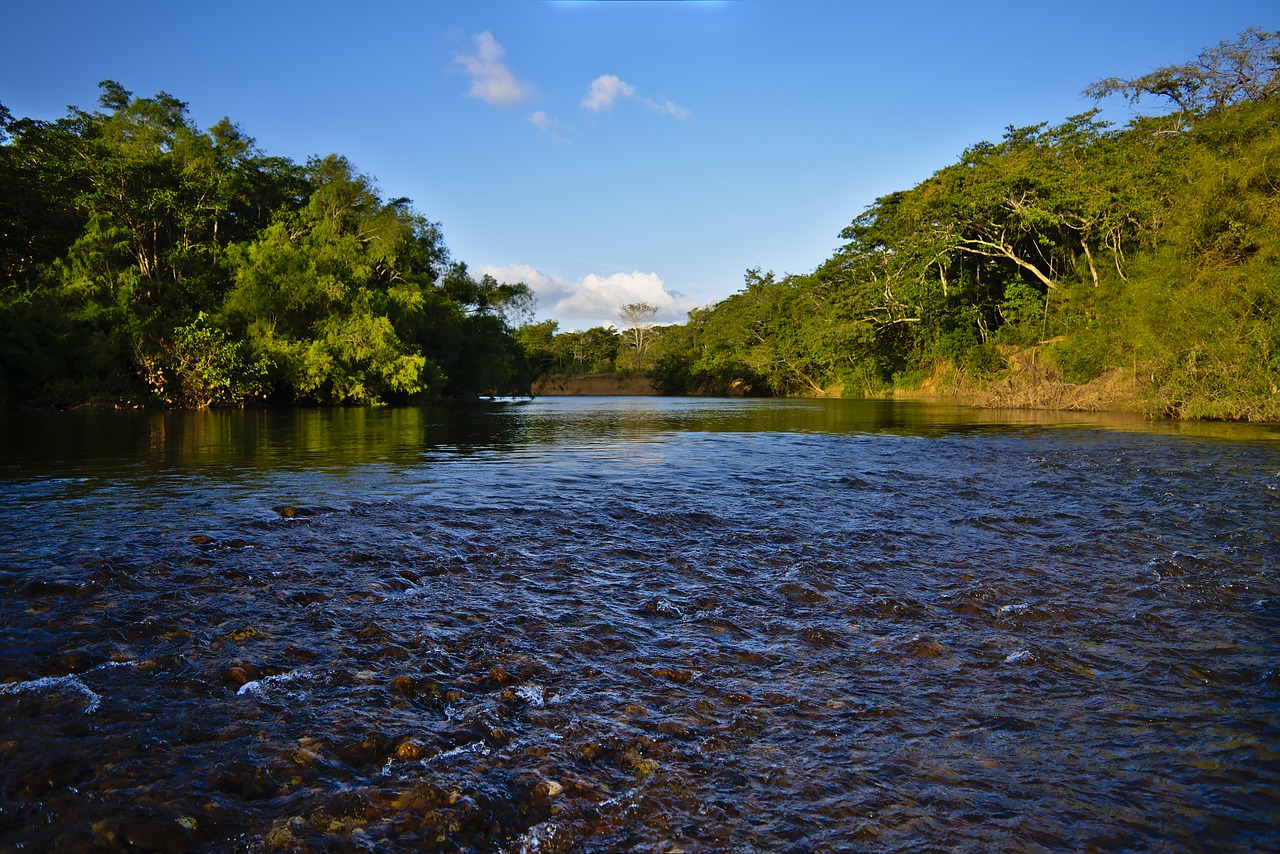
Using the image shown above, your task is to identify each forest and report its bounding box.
[1,29,1277,419]
[0,83,536,407]
[531,28,1280,421]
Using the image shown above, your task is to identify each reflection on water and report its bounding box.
[4,398,1275,478]
[1,399,1277,851]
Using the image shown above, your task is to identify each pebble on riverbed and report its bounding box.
[652,667,695,683]
[870,634,950,658]
[395,739,425,761]
[120,815,196,853]
[272,505,337,518]
[221,663,257,688]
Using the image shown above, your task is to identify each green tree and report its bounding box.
[1085,27,1280,118]
[514,319,560,376]
[136,312,267,407]
[225,155,448,403]
[432,264,535,394]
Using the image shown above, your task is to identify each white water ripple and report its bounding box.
[236,669,310,697]
[0,674,102,714]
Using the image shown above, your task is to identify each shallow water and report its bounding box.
[1,398,1277,851]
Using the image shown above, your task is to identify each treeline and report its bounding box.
[7,30,1277,419]
[0,82,535,408]
[530,29,1280,420]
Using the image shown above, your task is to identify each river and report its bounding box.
[1,398,1277,851]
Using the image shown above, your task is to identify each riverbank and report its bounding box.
[533,365,1150,416]
[889,348,1144,414]
[522,346,1274,422]
[532,373,659,396]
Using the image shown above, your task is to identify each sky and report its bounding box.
[2,1,1276,330]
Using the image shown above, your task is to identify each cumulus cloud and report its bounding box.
[582,74,637,111]
[477,263,565,295]
[557,272,688,320]
[477,264,696,325]
[455,32,532,108]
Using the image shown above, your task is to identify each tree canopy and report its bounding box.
[0,82,535,407]
[6,29,1278,421]
[1084,27,1280,117]
[626,28,1280,420]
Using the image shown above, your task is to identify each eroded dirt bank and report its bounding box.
[532,373,659,396]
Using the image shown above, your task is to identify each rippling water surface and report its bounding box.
[1,398,1277,852]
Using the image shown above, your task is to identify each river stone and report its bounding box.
[122,817,196,853]
[273,505,337,518]
[222,663,257,687]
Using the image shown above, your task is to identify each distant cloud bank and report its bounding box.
[477,263,697,326]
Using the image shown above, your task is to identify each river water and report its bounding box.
[1,398,1277,852]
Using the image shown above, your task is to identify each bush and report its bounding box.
[1046,331,1113,384]
[137,313,268,408]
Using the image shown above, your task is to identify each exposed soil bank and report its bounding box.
[532,373,659,396]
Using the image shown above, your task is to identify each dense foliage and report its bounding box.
[6,29,1277,419]
[527,29,1280,420]
[0,83,532,407]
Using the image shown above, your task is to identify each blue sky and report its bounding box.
[2,1,1275,329]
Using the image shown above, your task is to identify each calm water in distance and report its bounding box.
[1,398,1277,851]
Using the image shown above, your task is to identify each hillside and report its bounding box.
[533,29,1280,421]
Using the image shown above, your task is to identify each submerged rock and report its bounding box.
[221,663,257,688]
[638,597,683,618]
[652,667,695,684]
[273,505,337,518]
[396,739,426,761]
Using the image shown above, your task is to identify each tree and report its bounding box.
[0,84,544,408]
[135,312,267,407]
[441,264,535,327]
[225,155,447,404]
[617,301,658,369]
[1085,27,1280,118]
[514,319,559,376]
[554,326,620,373]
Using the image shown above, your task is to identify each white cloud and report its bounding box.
[581,73,689,121]
[455,32,532,108]
[581,74,636,111]
[644,96,691,121]
[559,272,684,320]
[478,263,566,294]
[477,264,696,325]
[529,111,571,144]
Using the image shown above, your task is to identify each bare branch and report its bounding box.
[957,237,1058,289]
[1084,27,1280,116]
